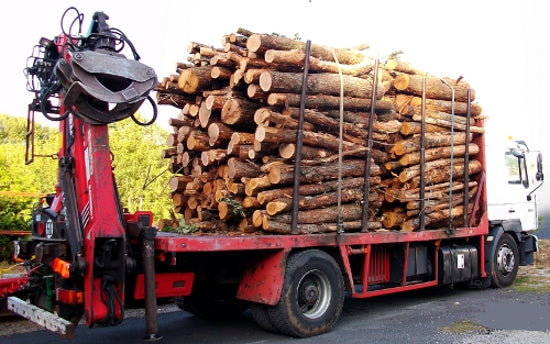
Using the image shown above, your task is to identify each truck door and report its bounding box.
[487,143,542,232]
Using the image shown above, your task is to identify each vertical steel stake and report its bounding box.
[291,40,311,235]
[418,77,427,231]
[361,59,379,232]
[143,226,161,341]
[463,88,472,226]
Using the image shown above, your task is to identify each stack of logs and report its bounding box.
[155,28,484,234]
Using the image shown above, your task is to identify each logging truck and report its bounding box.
[0,7,545,340]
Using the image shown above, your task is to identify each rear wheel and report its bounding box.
[491,233,519,288]
[249,303,278,333]
[266,249,345,337]
[175,285,247,319]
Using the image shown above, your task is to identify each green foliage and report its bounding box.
[108,115,173,222]
[0,197,33,261]
[0,114,59,193]
[161,217,198,234]
[0,114,58,261]
[218,196,246,218]
[0,114,174,262]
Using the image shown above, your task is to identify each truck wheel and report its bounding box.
[491,233,519,288]
[175,287,247,319]
[267,249,345,337]
[249,303,278,333]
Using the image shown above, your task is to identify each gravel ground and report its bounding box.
[458,330,550,344]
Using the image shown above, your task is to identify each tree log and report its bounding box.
[264,49,373,76]
[398,143,479,167]
[266,187,379,216]
[259,70,384,99]
[401,205,468,231]
[262,220,382,234]
[178,66,215,94]
[394,94,482,117]
[268,159,381,185]
[246,33,367,64]
[392,132,471,155]
[393,74,475,102]
[266,93,395,111]
[411,114,485,134]
[397,181,478,202]
[221,98,262,126]
[408,160,482,187]
[399,121,450,136]
[255,125,365,152]
[207,122,234,147]
[227,157,262,179]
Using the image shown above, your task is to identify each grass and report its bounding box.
[513,272,550,293]
[511,238,550,294]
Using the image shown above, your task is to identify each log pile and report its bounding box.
[155,29,485,234]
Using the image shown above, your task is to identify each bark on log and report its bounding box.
[394,94,482,117]
[393,74,475,102]
[264,49,373,76]
[178,66,215,94]
[261,203,367,227]
[411,114,485,134]
[398,143,479,167]
[227,157,262,179]
[397,181,478,202]
[208,122,234,146]
[262,220,382,234]
[399,121,450,136]
[266,93,395,111]
[246,33,367,65]
[266,187,379,215]
[408,160,482,187]
[401,205,468,231]
[255,125,365,153]
[256,177,366,204]
[392,132,471,155]
[221,98,263,126]
[259,70,384,99]
[384,58,427,75]
[268,159,381,186]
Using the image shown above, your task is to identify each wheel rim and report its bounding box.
[496,244,516,275]
[296,269,331,319]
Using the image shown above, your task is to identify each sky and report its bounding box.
[1,0,549,221]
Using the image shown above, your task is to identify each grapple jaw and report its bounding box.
[55,49,157,125]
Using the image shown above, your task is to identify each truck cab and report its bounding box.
[486,138,544,232]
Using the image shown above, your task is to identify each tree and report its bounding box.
[108,115,174,221]
[0,114,173,262]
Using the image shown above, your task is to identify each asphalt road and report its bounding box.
[2,285,550,344]
[536,209,550,239]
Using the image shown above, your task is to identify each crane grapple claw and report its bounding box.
[55,50,157,124]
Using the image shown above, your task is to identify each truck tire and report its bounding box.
[491,233,519,288]
[175,287,247,319]
[249,303,278,333]
[266,249,345,337]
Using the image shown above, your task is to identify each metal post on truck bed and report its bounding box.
[143,226,161,341]
[418,77,427,231]
[291,40,311,234]
[463,88,472,226]
[361,59,379,232]
[440,78,456,234]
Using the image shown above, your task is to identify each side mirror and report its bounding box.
[536,153,544,181]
